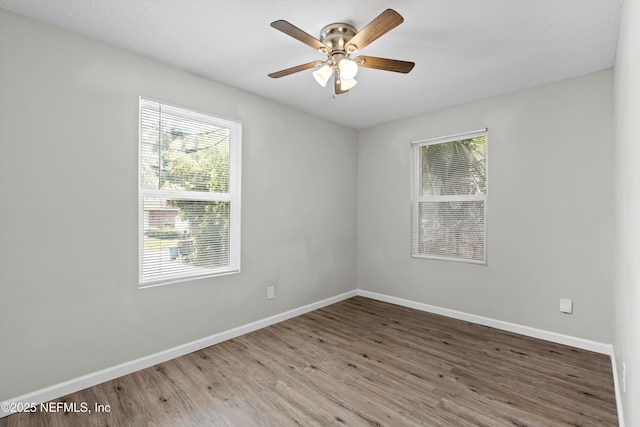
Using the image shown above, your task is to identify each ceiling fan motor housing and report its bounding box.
[319,23,358,55]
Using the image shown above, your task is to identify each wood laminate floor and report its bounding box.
[1,297,618,426]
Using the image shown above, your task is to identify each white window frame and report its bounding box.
[138,97,242,287]
[411,129,488,264]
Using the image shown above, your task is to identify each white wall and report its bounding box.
[358,70,614,344]
[613,0,640,425]
[0,9,357,400]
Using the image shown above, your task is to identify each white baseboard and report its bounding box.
[0,290,357,418]
[356,289,612,354]
[609,347,626,427]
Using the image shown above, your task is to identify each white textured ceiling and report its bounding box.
[0,0,622,129]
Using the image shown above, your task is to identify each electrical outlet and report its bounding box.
[267,286,275,300]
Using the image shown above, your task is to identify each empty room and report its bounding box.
[0,0,638,426]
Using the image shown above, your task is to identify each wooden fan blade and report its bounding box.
[347,9,404,52]
[271,20,330,52]
[354,56,415,73]
[334,73,349,95]
[268,61,323,78]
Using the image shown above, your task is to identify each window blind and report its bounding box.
[411,129,487,264]
[139,98,241,286]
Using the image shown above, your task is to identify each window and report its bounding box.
[411,129,487,264]
[139,98,241,287]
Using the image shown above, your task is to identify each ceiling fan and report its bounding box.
[268,9,415,95]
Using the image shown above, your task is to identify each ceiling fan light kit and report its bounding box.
[339,77,358,91]
[312,64,333,87]
[338,58,358,80]
[268,9,415,96]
